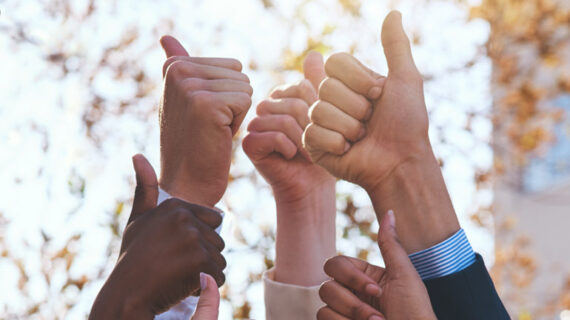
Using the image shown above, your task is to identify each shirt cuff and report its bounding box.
[408,229,476,280]
[263,268,324,320]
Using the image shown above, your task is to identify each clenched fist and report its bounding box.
[159,36,253,208]
[303,11,430,194]
[242,52,334,201]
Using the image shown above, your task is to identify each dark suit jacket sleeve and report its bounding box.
[423,254,510,320]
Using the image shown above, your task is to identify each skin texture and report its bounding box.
[242,52,337,286]
[89,155,226,320]
[158,36,253,208]
[303,11,460,254]
[317,211,437,320]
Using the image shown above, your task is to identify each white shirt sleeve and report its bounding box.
[154,188,223,320]
[263,268,324,320]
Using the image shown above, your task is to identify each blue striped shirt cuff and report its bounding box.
[408,229,476,280]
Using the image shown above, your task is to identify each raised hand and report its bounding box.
[303,12,459,253]
[317,211,436,320]
[90,155,226,319]
[159,36,253,208]
[242,52,334,201]
[303,11,427,194]
[242,52,337,287]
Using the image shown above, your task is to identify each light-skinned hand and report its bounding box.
[159,36,253,208]
[318,211,436,320]
[303,11,428,194]
[242,51,334,202]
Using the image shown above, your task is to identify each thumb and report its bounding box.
[377,210,414,270]
[160,35,190,57]
[381,11,419,77]
[192,273,220,320]
[129,154,158,224]
[304,51,326,91]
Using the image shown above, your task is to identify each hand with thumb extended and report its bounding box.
[191,273,220,320]
[158,35,253,208]
[318,210,436,320]
[90,155,226,320]
[303,10,431,197]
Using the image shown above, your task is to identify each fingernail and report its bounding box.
[200,272,207,290]
[387,210,396,229]
[367,86,382,100]
[369,315,385,320]
[344,141,351,153]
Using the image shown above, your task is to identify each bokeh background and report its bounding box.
[0,0,569,319]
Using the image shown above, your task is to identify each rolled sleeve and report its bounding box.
[263,268,324,320]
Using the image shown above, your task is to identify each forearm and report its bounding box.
[273,181,337,286]
[368,148,460,254]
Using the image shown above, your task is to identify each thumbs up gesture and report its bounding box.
[158,36,253,208]
[317,211,436,320]
[90,155,226,319]
[303,11,430,195]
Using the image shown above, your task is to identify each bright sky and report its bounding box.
[0,0,494,319]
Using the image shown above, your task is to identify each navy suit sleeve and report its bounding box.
[423,254,510,320]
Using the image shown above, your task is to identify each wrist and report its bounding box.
[273,179,337,286]
[367,147,460,253]
[158,178,219,208]
[274,178,336,229]
[90,278,154,320]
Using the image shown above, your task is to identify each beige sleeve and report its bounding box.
[263,268,325,320]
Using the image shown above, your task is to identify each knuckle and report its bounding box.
[347,122,363,141]
[298,79,314,95]
[172,207,191,225]
[318,77,334,96]
[216,271,226,287]
[163,56,180,76]
[184,227,200,243]
[308,101,324,123]
[188,91,214,106]
[181,78,204,92]
[318,280,333,300]
[166,60,186,80]
[229,58,242,71]
[161,198,182,211]
[316,307,329,320]
[325,52,348,71]
[323,257,336,275]
[244,83,254,95]
[256,99,270,115]
[219,254,227,269]
[217,237,226,252]
[354,98,371,120]
[333,135,346,153]
[274,132,289,146]
[303,124,317,144]
[291,99,308,119]
[280,116,298,132]
[238,92,253,108]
